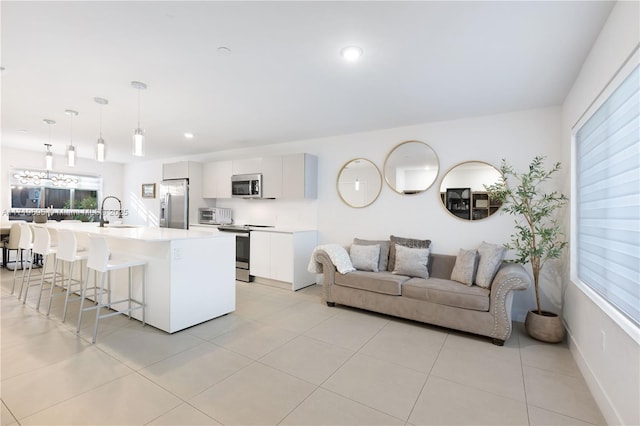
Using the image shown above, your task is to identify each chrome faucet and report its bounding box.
[99,196,123,227]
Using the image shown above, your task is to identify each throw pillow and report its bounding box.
[353,238,390,271]
[388,235,431,271]
[350,244,380,272]
[392,244,430,278]
[450,248,479,286]
[475,241,506,289]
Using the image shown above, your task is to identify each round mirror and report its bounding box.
[439,161,503,221]
[337,158,383,208]
[384,140,439,195]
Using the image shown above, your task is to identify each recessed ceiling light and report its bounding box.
[340,45,363,62]
[184,133,194,139]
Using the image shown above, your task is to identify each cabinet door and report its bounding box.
[250,231,271,278]
[215,161,233,198]
[202,162,217,198]
[270,233,293,283]
[262,156,283,199]
[282,154,318,199]
[232,158,262,175]
[163,161,190,180]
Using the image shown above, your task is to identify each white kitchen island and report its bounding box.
[43,222,236,333]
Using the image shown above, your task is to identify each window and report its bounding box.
[574,62,639,328]
[9,169,102,221]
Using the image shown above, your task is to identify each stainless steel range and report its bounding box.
[218,224,273,282]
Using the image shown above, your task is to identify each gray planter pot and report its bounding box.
[525,310,566,343]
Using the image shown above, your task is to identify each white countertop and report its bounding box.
[189,223,317,234]
[42,222,234,242]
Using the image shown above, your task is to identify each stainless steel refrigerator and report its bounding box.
[159,179,189,229]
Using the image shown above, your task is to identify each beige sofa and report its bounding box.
[314,248,531,345]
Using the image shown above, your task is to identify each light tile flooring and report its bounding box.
[0,267,605,425]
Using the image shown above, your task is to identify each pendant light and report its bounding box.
[65,109,78,167]
[131,81,147,157]
[94,97,108,162]
[43,119,56,170]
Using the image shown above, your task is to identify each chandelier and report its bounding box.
[13,169,78,187]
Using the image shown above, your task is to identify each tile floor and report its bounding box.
[0,266,605,425]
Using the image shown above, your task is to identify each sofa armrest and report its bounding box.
[314,249,338,303]
[489,263,532,341]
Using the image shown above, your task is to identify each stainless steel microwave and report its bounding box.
[231,173,262,198]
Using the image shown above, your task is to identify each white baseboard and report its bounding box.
[566,328,622,425]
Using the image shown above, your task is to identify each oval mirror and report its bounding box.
[383,140,439,195]
[439,161,503,221]
[337,158,383,208]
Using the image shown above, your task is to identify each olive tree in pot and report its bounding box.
[486,156,568,343]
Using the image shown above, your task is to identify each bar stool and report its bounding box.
[2,221,26,273]
[77,236,147,343]
[15,224,34,299]
[49,229,88,321]
[23,226,60,310]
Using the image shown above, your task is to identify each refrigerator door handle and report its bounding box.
[165,193,171,226]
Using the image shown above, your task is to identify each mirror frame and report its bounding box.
[438,160,503,221]
[336,158,383,208]
[383,140,440,195]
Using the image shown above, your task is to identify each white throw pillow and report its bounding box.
[475,242,506,289]
[350,244,380,272]
[392,244,429,278]
[450,248,479,286]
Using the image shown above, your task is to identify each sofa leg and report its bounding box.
[326,301,335,307]
[492,338,505,346]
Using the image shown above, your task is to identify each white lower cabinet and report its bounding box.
[250,230,318,290]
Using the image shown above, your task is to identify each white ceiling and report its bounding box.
[1,1,614,164]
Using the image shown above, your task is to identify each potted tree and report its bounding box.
[486,156,568,343]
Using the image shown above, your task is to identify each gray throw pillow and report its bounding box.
[350,244,380,272]
[392,244,430,278]
[388,235,431,271]
[475,241,506,289]
[353,238,390,271]
[450,248,479,286]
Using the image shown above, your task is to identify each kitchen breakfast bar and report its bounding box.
[40,222,236,333]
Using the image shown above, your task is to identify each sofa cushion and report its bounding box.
[475,241,506,289]
[335,270,410,296]
[350,243,380,272]
[402,277,490,311]
[353,238,390,271]
[392,244,430,278]
[450,248,479,286]
[388,235,431,271]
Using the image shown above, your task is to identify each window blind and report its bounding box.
[575,65,640,326]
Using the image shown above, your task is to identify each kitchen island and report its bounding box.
[42,222,236,333]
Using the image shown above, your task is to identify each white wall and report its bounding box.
[115,106,563,322]
[0,146,124,216]
[561,1,640,425]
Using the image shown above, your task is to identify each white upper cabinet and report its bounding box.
[203,154,317,199]
[232,158,262,175]
[261,156,283,199]
[202,160,232,198]
[163,161,200,180]
[283,153,317,199]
